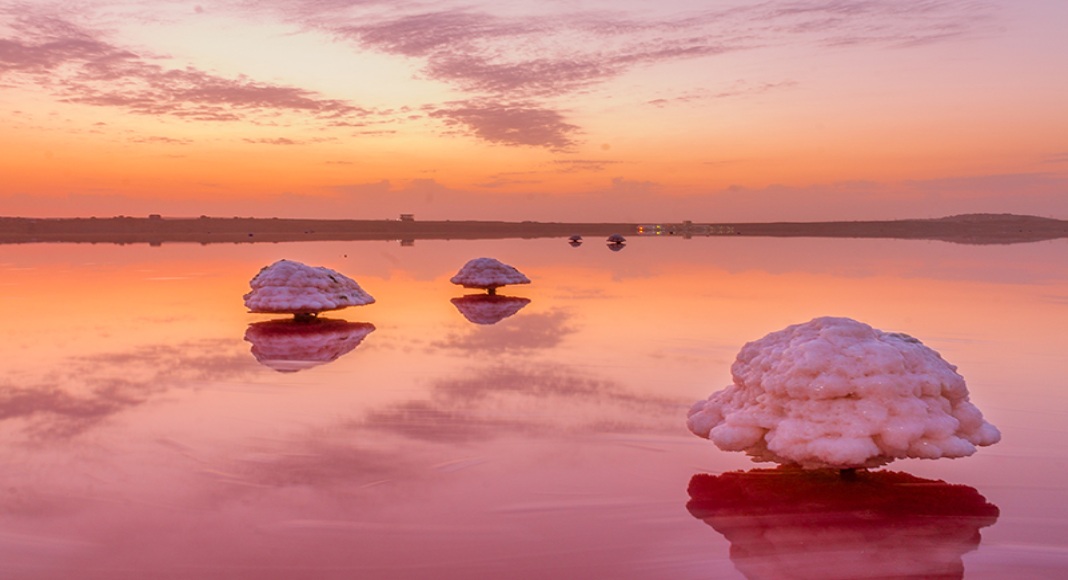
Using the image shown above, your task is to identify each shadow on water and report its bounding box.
[244,318,375,373]
[686,467,999,579]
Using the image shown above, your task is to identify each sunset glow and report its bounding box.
[2,0,1066,221]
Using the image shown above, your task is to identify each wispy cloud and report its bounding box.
[758,0,997,47]
[428,100,579,150]
[648,80,799,108]
[3,0,1001,153]
[321,1,993,148]
[552,159,623,173]
[340,8,740,99]
[1,10,374,125]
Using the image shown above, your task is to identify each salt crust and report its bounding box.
[687,316,1001,469]
[243,259,375,314]
[449,257,531,289]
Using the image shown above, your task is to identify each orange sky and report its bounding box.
[1,0,1066,221]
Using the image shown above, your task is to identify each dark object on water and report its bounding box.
[451,294,531,325]
[244,318,375,372]
[687,466,999,580]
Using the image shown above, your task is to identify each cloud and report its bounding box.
[244,137,299,145]
[0,11,373,125]
[340,8,739,99]
[753,0,997,47]
[318,1,994,148]
[5,1,998,151]
[647,80,799,107]
[425,53,615,97]
[338,10,530,58]
[131,135,194,145]
[428,100,579,150]
[552,159,623,173]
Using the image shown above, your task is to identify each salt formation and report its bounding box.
[244,259,374,318]
[687,317,1001,469]
[449,257,530,295]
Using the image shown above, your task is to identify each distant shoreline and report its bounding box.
[1,214,1065,246]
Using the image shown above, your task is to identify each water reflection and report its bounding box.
[686,467,1000,579]
[450,294,531,325]
[363,363,678,442]
[244,318,375,373]
[433,310,573,352]
[0,339,248,438]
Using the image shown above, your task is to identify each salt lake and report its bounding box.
[1,234,1066,579]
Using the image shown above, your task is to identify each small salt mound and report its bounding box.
[450,257,530,290]
[687,316,1001,469]
[243,259,375,315]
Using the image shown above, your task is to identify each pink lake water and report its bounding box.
[1,235,1066,579]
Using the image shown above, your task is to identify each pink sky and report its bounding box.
[1,0,1066,221]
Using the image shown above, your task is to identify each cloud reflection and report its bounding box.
[686,467,999,579]
[220,361,681,489]
[433,309,572,351]
[0,339,251,439]
[362,363,679,443]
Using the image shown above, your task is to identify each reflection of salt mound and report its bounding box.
[687,467,999,580]
[244,318,375,372]
[687,316,1000,469]
[451,294,531,325]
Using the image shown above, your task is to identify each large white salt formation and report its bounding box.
[449,257,530,294]
[244,259,375,317]
[687,317,1001,469]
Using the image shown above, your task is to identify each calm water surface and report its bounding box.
[1,236,1066,579]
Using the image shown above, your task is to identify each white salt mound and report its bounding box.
[687,316,1001,469]
[243,259,375,314]
[450,257,530,290]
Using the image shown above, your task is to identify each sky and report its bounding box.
[1,0,1066,222]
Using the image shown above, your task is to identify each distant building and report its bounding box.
[399,214,415,222]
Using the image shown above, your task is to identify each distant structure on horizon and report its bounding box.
[636,221,736,237]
